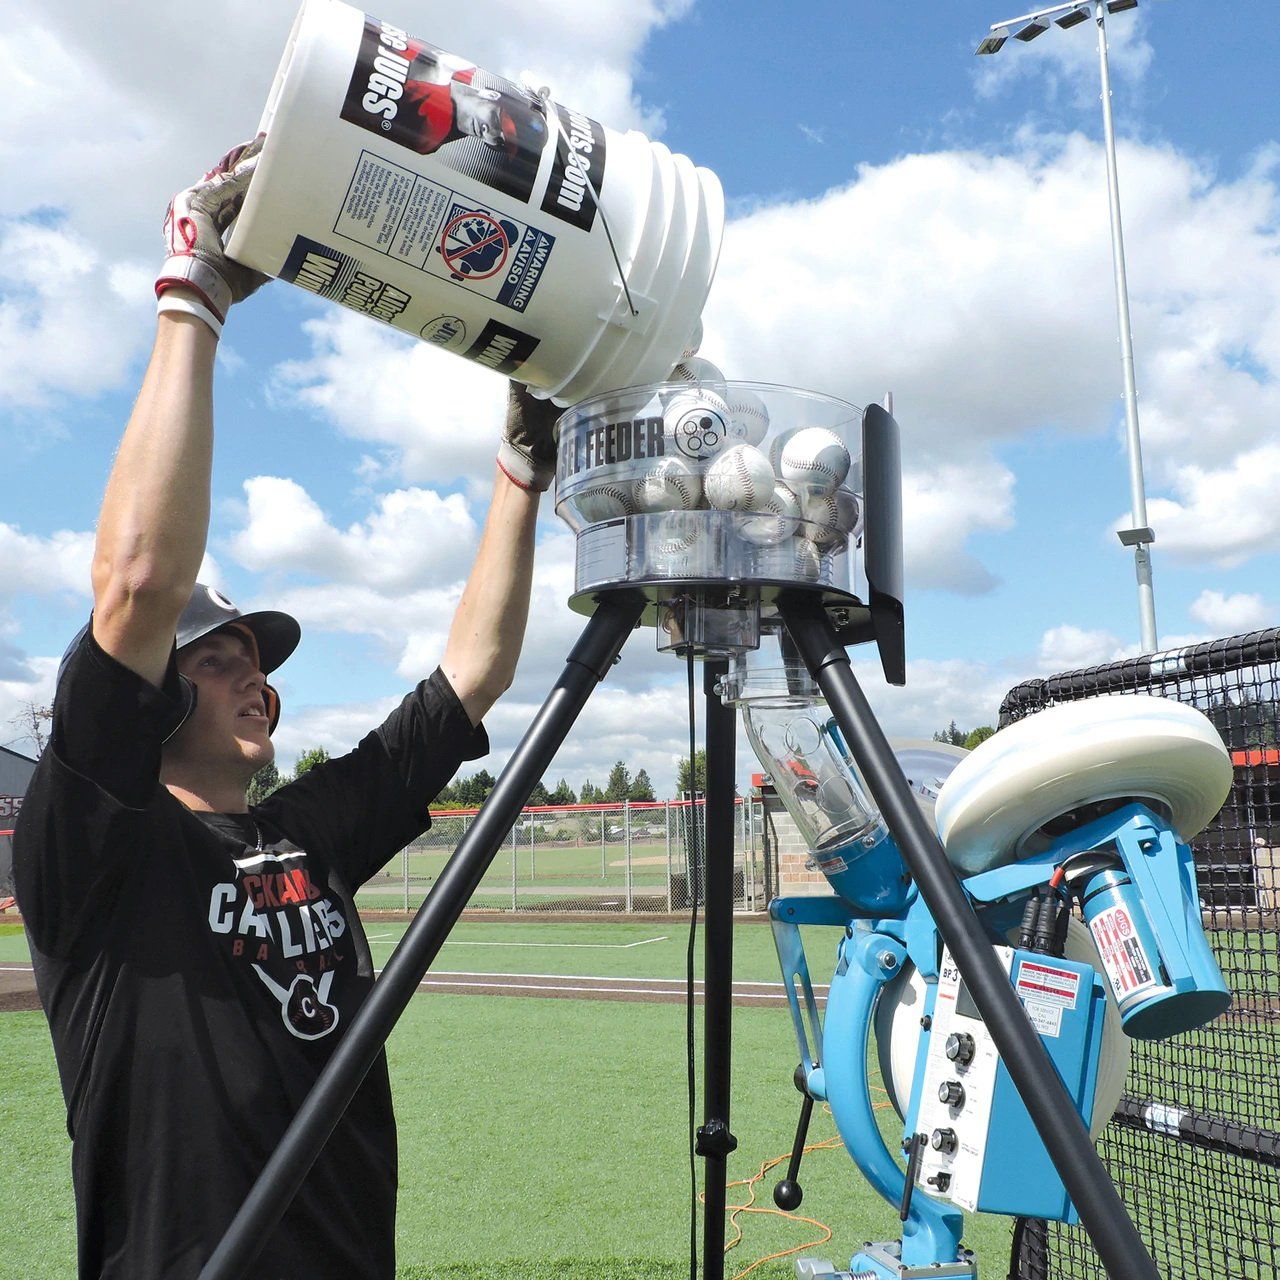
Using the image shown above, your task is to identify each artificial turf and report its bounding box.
[0,916,1016,1279]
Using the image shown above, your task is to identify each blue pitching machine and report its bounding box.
[722,647,1235,1280]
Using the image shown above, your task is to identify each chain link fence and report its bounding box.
[355,798,769,914]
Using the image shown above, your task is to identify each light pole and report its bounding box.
[978,0,1159,654]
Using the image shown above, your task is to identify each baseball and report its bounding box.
[632,457,703,513]
[647,514,705,574]
[575,481,635,524]
[668,355,728,399]
[799,486,860,547]
[663,389,733,461]
[750,535,821,582]
[739,480,801,546]
[768,427,799,473]
[705,443,776,511]
[679,318,704,361]
[725,388,770,446]
[780,427,851,495]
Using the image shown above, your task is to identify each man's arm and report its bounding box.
[441,467,541,726]
[92,140,267,688]
[441,384,559,724]
[91,315,216,688]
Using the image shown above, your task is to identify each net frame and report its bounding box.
[1000,628,1280,1280]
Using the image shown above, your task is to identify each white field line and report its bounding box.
[365,935,671,950]
[373,967,828,992]
[409,978,808,1001]
[0,964,34,972]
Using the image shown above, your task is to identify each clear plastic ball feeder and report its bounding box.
[553,382,867,626]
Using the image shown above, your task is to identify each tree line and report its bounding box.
[246,729,995,812]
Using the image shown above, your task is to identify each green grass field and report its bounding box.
[0,917,1017,1278]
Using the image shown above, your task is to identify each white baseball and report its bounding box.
[725,388,770,446]
[750,535,821,582]
[632,457,703,513]
[768,428,799,474]
[780,427,851,495]
[679,318,704,360]
[799,486,860,547]
[663,389,733,461]
[739,480,801,546]
[705,444,776,512]
[647,514,705,573]
[668,355,728,399]
[575,481,635,524]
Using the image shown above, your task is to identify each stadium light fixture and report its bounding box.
[1015,17,1052,40]
[974,0,1159,653]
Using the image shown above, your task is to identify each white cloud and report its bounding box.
[0,220,150,411]
[0,523,95,598]
[903,460,1014,594]
[1140,445,1280,567]
[1189,589,1276,635]
[1036,623,1130,672]
[228,476,479,590]
[269,314,509,486]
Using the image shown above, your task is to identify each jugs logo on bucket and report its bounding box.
[341,17,555,207]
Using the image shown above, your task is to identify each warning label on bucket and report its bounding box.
[279,236,412,324]
[330,152,556,314]
[437,202,556,311]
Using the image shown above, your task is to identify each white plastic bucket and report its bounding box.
[226,0,724,403]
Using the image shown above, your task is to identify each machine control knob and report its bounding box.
[938,1080,965,1107]
[945,1031,976,1066]
[930,1127,958,1154]
[926,1172,952,1192]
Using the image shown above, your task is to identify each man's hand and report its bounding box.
[497,382,560,492]
[155,136,270,338]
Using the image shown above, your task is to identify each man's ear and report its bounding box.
[162,676,198,744]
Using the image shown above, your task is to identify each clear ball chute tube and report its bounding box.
[225,0,723,404]
[720,640,911,916]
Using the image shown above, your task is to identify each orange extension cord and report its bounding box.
[700,1082,896,1280]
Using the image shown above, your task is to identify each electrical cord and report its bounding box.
[686,636,700,1280]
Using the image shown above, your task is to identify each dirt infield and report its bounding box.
[0,962,824,1014]
[0,965,39,1013]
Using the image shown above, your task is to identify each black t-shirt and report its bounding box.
[14,628,487,1279]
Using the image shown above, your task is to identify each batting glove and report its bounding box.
[155,136,270,338]
[497,382,560,493]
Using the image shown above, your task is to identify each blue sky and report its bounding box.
[1,1,1277,796]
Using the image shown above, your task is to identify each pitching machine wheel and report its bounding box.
[932,695,1234,875]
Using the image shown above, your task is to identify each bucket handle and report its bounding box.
[536,86,640,320]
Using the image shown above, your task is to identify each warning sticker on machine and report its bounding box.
[1090,904,1159,1000]
[1015,960,1081,1039]
[1016,961,1081,1007]
[330,151,556,313]
[576,521,627,588]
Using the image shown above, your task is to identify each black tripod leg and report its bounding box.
[200,591,646,1280]
[777,594,1160,1280]
[698,658,738,1279]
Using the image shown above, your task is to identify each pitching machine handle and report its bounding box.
[774,1063,816,1211]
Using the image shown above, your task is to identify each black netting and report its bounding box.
[1000,628,1280,1279]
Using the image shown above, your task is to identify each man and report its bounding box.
[14,138,558,1278]
[396,44,547,159]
